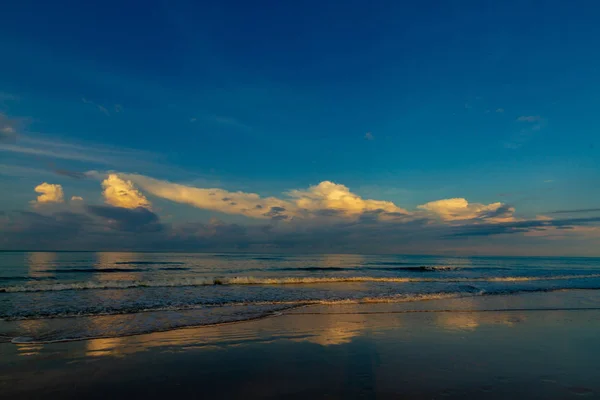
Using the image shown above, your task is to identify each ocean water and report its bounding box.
[1,251,600,343]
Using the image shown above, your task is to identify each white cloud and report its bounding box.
[102,174,151,209]
[71,196,84,201]
[418,198,514,222]
[33,183,64,204]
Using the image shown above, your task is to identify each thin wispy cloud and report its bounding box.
[53,169,87,179]
[0,113,18,142]
[505,115,547,149]
[0,92,18,106]
[549,208,600,214]
[82,98,120,116]
[365,132,374,140]
[0,130,169,172]
[517,115,542,122]
[210,116,252,131]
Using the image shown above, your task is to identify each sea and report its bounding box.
[1,251,600,343]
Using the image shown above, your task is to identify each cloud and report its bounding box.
[0,135,160,167]
[364,132,374,140]
[445,216,600,238]
[0,211,93,246]
[496,108,504,113]
[86,205,162,232]
[71,196,84,201]
[82,98,110,116]
[53,169,86,179]
[0,92,17,103]
[1,204,599,254]
[505,115,547,149]
[0,113,17,142]
[97,105,110,116]
[120,174,408,220]
[417,198,514,222]
[210,116,251,131]
[287,181,408,217]
[101,174,151,209]
[550,208,600,214]
[517,115,542,122]
[121,173,291,219]
[32,183,64,204]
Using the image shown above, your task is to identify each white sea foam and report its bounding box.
[2,274,600,293]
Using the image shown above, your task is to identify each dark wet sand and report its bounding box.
[2,291,600,399]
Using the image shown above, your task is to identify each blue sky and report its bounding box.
[1,1,599,254]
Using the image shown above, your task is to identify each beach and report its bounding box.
[2,290,599,399]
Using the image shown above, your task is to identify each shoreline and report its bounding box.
[2,290,600,398]
[2,288,600,344]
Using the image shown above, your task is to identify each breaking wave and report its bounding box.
[114,261,185,265]
[278,265,466,272]
[3,273,600,293]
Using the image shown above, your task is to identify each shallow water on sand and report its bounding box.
[1,291,599,399]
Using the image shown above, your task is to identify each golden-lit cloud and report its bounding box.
[120,174,407,220]
[287,181,407,216]
[32,182,64,204]
[71,196,84,201]
[121,173,292,218]
[102,174,151,209]
[418,198,514,222]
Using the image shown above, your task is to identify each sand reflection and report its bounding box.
[435,311,527,331]
[15,320,48,356]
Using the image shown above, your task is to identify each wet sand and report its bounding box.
[2,290,600,399]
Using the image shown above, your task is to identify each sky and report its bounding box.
[1,1,599,255]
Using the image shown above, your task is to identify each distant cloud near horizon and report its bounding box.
[418,198,515,222]
[0,172,596,255]
[550,208,600,214]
